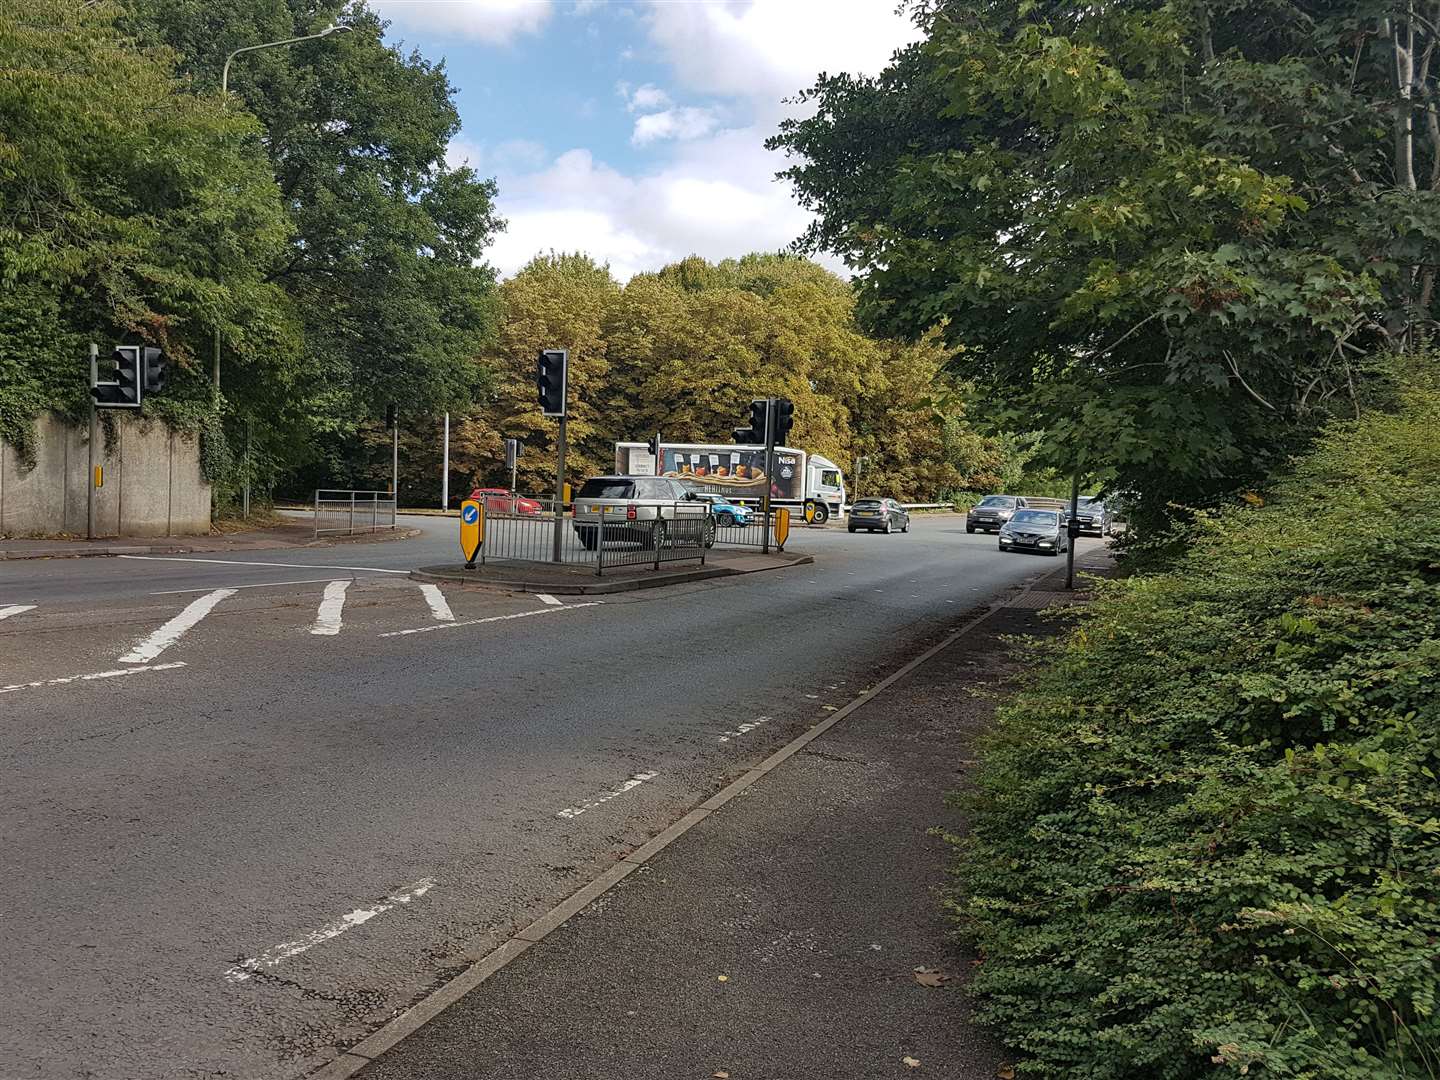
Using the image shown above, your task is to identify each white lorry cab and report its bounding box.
[614,441,847,524]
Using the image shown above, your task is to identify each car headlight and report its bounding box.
[999,536,1012,543]
[1039,541,1053,547]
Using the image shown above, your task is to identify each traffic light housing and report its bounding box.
[773,398,795,444]
[385,403,397,430]
[93,346,142,408]
[142,347,168,395]
[749,399,769,439]
[646,434,659,457]
[537,348,567,416]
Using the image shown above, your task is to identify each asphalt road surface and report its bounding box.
[1,514,1104,1079]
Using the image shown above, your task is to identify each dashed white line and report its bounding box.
[535,593,562,606]
[418,583,454,622]
[0,604,36,621]
[119,589,236,663]
[379,601,603,638]
[224,877,436,983]
[310,580,349,636]
[556,771,659,819]
[718,716,771,743]
[0,662,186,696]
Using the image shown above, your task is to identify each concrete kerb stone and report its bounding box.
[409,551,813,596]
[301,561,1077,1080]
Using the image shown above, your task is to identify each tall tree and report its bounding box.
[121,0,502,489]
[0,0,293,460]
[770,1,1440,529]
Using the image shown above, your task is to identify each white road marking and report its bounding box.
[718,716,771,743]
[119,589,236,663]
[535,593,562,606]
[118,555,409,574]
[224,877,436,983]
[418,583,454,622]
[557,772,659,819]
[151,578,342,595]
[0,662,186,696]
[310,580,350,636]
[0,604,36,621]
[379,601,603,638]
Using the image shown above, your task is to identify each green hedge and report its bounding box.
[951,362,1440,1078]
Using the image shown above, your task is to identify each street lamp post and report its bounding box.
[214,23,351,392]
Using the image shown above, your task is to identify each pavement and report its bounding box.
[0,512,1108,1079]
[340,562,1104,1080]
[0,519,419,559]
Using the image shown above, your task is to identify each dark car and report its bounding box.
[998,508,1069,556]
[1064,496,1111,537]
[966,494,1028,534]
[848,497,910,534]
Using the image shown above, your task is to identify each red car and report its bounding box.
[469,487,542,515]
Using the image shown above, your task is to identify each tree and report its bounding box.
[451,252,1011,502]
[0,0,293,461]
[450,254,620,496]
[121,0,503,492]
[770,1,1440,529]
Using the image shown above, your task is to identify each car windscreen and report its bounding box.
[1009,510,1058,526]
[577,479,635,499]
[977,496,1015,508]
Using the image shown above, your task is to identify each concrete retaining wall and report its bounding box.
[0,412,211,537]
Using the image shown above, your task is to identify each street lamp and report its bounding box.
[221,24,351,98]
[213,23,352,389]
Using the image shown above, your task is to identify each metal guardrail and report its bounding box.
[478,503,712,576]
[313,490,397,537]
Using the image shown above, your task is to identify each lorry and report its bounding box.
[614,441,847,523]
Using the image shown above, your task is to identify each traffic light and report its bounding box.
[142,347,167,395]
[773,398,794,444]
[646,434,659,457]
[93,346,142,408]
[385,403,397,430]
[749,398,770,439]
[537,348,567,416]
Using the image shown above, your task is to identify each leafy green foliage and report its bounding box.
[445,253,1015,503]
[770,1,1440,533]
[0,0,292,459]
[951,360,1440,1077]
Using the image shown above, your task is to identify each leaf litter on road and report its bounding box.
[912,966,953,988]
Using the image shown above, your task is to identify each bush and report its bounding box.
[951,361,1440,1078]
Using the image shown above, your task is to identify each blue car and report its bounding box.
[693,493,752,527]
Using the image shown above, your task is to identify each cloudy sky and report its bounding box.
[367,0,923,279]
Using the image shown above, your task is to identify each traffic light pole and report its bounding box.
[1065,468,1080,590]
[761,397,775,555]
[551,415,568,563]
[87,344,98,541]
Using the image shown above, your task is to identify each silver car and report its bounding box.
[998,508,1069,556]
[572,475,714,550]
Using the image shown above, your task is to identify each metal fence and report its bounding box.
[313,489,397,537]
[478,503,711,575]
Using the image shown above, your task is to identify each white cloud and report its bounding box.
[643,0,922,102]
[371,0,553,44]
[485,139,813,281]
[466,1,923,279]
[631,106,722,145]
[624,83,672,113]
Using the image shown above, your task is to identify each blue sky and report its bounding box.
[367,0,922,278]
